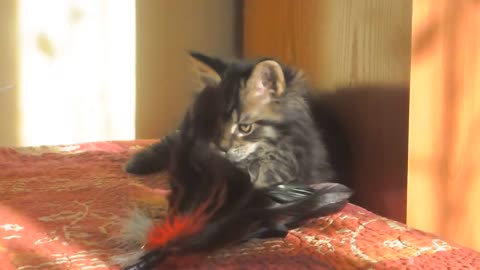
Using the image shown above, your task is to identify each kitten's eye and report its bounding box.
[238,124,253,134]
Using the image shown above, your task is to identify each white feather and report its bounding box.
[109,207,155,266]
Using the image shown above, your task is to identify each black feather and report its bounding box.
[122,249,166,270]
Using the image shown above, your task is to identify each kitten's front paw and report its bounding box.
[124,158,145,174]
[124,157,154,175]
[124,152,160,175]
[124,147,170,175]
[124,136,176,175]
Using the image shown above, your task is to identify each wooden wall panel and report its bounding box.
[243,0,412,222]
[408,0,480,250]
[243,0,412,89]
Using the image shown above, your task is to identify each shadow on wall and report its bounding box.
[311,85,409,223]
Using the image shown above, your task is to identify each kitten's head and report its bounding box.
[189,51,309,162]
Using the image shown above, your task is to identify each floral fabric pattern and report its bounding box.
[0,140,479,269]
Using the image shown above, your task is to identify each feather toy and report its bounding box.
[117,86,353,270]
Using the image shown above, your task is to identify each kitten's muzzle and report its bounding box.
[209,142,227,156]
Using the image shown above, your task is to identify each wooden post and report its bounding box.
[407,0,480,250]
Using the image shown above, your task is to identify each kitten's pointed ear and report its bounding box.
[189,51,227,89]
[246,60,286,100]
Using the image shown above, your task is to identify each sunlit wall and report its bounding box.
[19,0,135,146]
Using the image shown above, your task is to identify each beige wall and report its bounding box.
[136,0,240,139]
[0,0,19,147]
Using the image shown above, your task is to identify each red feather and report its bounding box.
[146,213,204,249]
[146,184,226,249]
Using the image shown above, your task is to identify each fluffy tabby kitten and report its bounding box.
[125,52,336,187]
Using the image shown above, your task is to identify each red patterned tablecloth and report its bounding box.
[0,140,479,269]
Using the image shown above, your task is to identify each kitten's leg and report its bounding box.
[250,162,296,188]
[124,131,180,175]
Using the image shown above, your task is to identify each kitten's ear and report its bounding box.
[246,60,286,101]
[189,51,227,88]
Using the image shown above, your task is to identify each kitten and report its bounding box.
[125,52,336,187]
[116,84,352,270]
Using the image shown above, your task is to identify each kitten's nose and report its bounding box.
[210,143,226,156]
[217,139,231,153]
[217,144,229,153]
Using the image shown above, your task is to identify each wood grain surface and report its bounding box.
[243,0,412,89]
